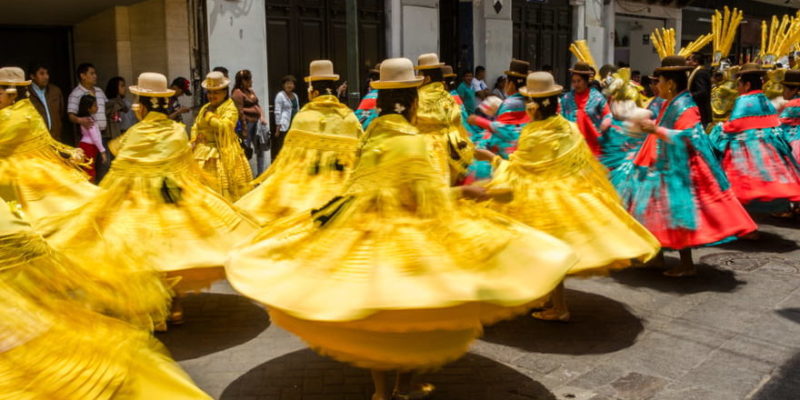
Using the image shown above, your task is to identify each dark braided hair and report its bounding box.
[139,95,171,114]
[660,70,689,93]
[421,68,444,83]
[508,75,526,91]
[376,87,418,121]
[310,80,337,96]
[529,94,558,120]
[738,73,763,91]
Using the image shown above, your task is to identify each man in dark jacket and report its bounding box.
[27,63,65,143]
[688,53,712,127]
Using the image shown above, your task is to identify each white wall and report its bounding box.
[206,0,269,109]
[473,0,512,89]
[386,0,439,62]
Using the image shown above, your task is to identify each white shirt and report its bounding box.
[471,79,488,93]
[67,85,108,131]
[274,91,299,132]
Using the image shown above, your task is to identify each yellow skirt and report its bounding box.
[487,143,660,275]
[0,145,98,222]
[0,282,209,400]
[227,196,576,370]
[193,141,253,202]
[38,154,257,295]
[236,129,359,225]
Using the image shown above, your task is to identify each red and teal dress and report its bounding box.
[599,97,665,171]
[780,95,800,162]
[450,89,483,140]
[355,89,379,130]
[463,93,530,183]
[611,91,756,250]
[561,88,611,156]
[710,90,800,205]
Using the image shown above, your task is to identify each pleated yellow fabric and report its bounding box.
[0,226,210,400]
[486,115,660,275]
[416,82,475,184]
[191,98,253,201]
[236,95,362,224]
[38,112,257,294]
[227,114,577,371]
[0,99,98,222]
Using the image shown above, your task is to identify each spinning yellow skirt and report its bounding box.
[486,116,660,275]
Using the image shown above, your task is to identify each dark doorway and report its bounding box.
[264,0,385,104]
[512,0,572,84]
[0,26,74,98]
[439,0,474,75]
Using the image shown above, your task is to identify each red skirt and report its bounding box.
[79,142,99,182]
[720,145,800,204]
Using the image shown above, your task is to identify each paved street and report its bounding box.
[159,215,800,400]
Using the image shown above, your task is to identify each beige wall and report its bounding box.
[72,0,190,87]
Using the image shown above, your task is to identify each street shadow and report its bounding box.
[481,290,643,355]
[751,352,800,400]
[717,230,799,254]
[157,293,269,361]
[611,259,744,294]
[220,349,556,400]
[776,308,800,325]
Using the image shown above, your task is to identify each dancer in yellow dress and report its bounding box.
[191,71,253,201]
[226,58,578,400]
[482,72,660,321]
[38,73,258,327]
[0,200,211,400]
[236,60,363,224]
[0,66,98,222]
[415,53,475,184]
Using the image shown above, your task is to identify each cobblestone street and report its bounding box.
[159,215,800,400]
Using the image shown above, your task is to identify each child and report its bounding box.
[77,94,108,182]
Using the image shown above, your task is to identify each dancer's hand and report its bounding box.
[474,149,496,162]
[461,185,490,202]
[467,115,479,125]
[640,119,657,133]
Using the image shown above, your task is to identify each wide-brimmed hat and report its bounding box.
[653,55,694,75]
[201,71,230,90]
[782,70,800,87]
[371,58,424,89]
[442,65,457,78]
[129,72,175,97]
[305,60,340,82]
[369,63,382,75]
[0,67,31,86]
[520,71,564,98]
[736,63,766,77]
[415,53,445,71]
[569,61,596,77]
[505,59,531,78]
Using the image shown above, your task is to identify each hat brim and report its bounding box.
[371,77,425,89]
[443,73,457,78]
[520,85,564,98]
[129,86,176,98]
[304,74,340,82]
[505,70,529,78]
[569,69,595,76]
[653,66,693,76]
[0,80,31,86]
[415,63,446,71]
[781,81,800,87]
[201,79,231,90]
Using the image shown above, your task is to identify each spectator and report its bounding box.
[273,75,299,159]
[457,70,476,113]
[68,63,108,179]
[471,65,490,100]
[76,94,107,182]
[68,63,107,135]
[232,69,268,175]
[105,76,129,140]
[168,77,194,126]
[491,76,507,100]
[213,66,229,78]
[28,63,65,143]
[688,52,712,127]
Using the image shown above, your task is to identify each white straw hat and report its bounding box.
[0,67,31,86]
[128,72,176,97]
[371,58,424,89]
[305,60,340,82]
[201,71,230,90]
